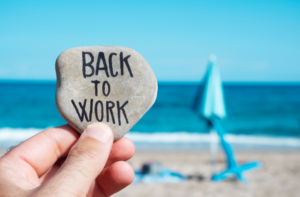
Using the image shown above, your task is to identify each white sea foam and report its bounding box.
[0,128,299,148]
[127,132,300,147]
[0,128,41,141]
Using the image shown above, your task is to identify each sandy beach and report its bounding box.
[1,150,299,197]
[116,150,300,197]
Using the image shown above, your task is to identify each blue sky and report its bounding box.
[0,0,299,82]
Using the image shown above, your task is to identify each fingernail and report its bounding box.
[85,123,112,143]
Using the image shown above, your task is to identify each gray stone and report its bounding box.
[55,46,157,141]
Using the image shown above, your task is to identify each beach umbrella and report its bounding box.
[193,54,226,175]
[193,55,261,182]
[193,54,226,120]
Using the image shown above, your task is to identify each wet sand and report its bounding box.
[1,150,299,197]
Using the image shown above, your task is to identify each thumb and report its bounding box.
[43,123,113,196]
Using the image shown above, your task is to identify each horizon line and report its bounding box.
[1,79,300,85]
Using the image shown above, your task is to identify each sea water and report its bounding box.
[0,81,300,150]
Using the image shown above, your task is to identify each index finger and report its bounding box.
[0,125,79,178]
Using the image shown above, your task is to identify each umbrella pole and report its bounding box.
[210,128,218,176]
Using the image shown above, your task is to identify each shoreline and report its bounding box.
[1,128,300,151]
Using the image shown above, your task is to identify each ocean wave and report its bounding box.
[127,132,300,147]
[0,128,299,148]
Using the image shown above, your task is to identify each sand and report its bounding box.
[116,151,300,197]
[1,150,299,197]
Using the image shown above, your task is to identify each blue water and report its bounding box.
[1,81,300,137]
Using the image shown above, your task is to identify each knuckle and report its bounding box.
[67,164,91,178]
[69,141,100,162]
[42,131,62,157]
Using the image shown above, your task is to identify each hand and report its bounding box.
[0,123,135,197]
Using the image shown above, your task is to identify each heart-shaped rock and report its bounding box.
[55,46,157,141]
